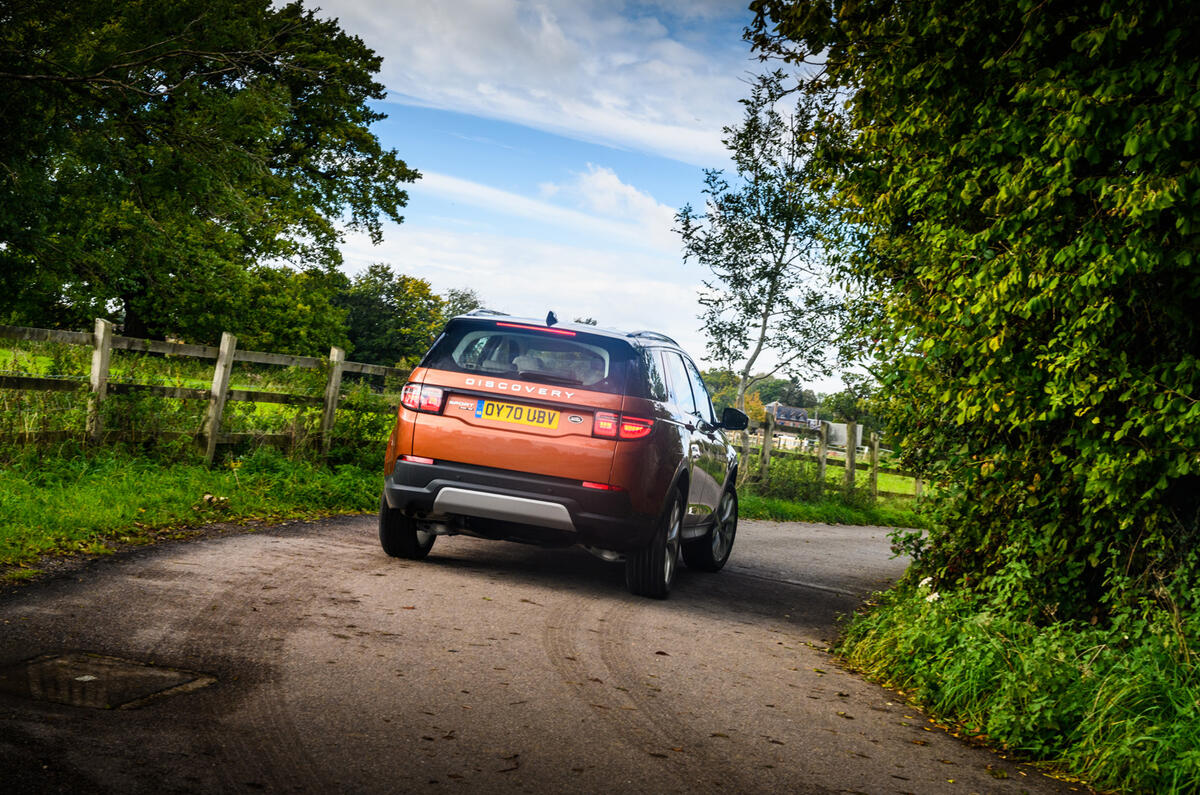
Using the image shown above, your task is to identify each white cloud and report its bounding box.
[339,222,709,360]
[314,0,758,166]
[341,216,846,389]
[415,170,678,254]
[539,164,678,250]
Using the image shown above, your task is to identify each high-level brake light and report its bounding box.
[495,321,577,337]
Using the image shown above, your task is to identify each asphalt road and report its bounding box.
[0,517,1089,794]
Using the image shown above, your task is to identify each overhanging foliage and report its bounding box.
[0,0,418,343]
[749,0,1200,622]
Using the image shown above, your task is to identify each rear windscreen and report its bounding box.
[421,320,637,395]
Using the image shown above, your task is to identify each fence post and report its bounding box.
[869,431,880,497]
[203,332,237,465]
[321,346,345,455]
[817,421,828,497]
[843,419,858,493]
[86,318,114,442]
[914,476,924,500]
[757,412,775,482]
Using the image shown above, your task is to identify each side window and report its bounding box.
[661,351,697,415]
[683,357,716,425]
[641,348,668,401]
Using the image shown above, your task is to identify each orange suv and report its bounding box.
[379,312,748,598]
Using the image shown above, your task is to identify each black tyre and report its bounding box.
[682,485,737,572]
[378,493,435,560]
[625,490,682,599]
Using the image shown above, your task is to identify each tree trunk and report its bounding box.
[122,291,151,339]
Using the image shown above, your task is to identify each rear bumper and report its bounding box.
[382,459,657,551]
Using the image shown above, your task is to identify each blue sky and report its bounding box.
[315,1,836,387]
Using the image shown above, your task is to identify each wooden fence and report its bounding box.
[0,319,406,464]
[746,415,924,499]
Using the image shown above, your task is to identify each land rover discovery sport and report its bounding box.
[379,312,748,598]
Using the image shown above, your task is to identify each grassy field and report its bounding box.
[740,493,925,528]
[0,447,379,578]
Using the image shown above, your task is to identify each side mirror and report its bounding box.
[720,406,749,431]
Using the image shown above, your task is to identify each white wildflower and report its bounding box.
[919,576,934,590]
[925,592,941,603]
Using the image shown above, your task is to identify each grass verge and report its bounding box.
[0,446,926,582]
[739,493,927,528]
[0,447,379,576]
[838,581,1200,793]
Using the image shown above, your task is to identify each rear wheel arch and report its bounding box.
[666,465,690,516]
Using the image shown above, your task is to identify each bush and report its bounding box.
[756,455,826,502]
[840,580,1200,793]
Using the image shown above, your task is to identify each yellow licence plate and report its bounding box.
[475,399,559,429]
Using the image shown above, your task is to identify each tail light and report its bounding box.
[401,383,445,413]
[594,411,619,437]
[593,411,654,440]
[618,416,653,439]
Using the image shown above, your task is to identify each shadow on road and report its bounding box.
[403,531,873,645]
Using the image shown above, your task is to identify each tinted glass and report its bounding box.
[639,347,668,401]
[661,351,697,414]
[683,357,716,424]
[421,319,635,395]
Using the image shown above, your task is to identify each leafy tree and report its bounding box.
[338,264,443,367]
[442,288,484,319]
[701,368,740,415]
[749,0,1200,622]
[742,391,767,424]
[703,367,819,417]
[756,376,817,408]
[677,71,843,428]
[0,0,417,342]
[234,267,350,357]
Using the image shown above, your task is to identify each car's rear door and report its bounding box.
[658,350,724,524]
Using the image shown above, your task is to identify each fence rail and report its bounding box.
[746,416,925,500]
[0,320,406,463]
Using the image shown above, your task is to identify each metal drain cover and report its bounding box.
[0,653,215,709]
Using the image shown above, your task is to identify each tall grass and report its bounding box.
[740,493,925,528]
[744,452,929,528]
[839,581,1200,792]
[0,446,379,572]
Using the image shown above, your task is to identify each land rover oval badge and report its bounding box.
[568,415,584,424]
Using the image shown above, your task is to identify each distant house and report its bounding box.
[764,401,819,430]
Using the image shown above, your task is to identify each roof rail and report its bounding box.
[627,330,679,345]
[466,308,509,316]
